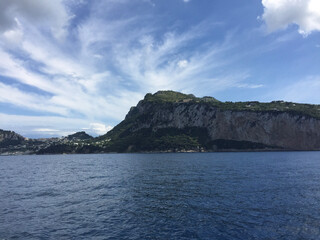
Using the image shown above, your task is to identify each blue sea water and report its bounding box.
[1,152,320,240]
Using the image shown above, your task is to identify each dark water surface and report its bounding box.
[1,152,320,239]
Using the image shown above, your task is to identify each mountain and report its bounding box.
[2,90,320,155]
[65,131,93,141]
[36,132,95,155]
[97,91,320,152]
[0,129,26,148]
[0,131,93,155]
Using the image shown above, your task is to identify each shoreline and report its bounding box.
[2,148,320,156]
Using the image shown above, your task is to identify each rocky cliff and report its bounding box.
[102,91,320,151]
[2,90,320,154]
[0,129,26,148]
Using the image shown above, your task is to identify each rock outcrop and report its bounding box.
[0,129,26,148]
[65,131,93,141]
[2,90,320,154]
[103,91,320,151]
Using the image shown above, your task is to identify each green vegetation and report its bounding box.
[144,90,219,103]
[66,131,93,141]
[144,91,320,120]
[91,127,277,153]
[0,139,24,148]
[0,129,25,148]
[101,127,208,152]
[144,90,197,102]
[3,90,320,155]
[208,100,320,120]
[88,90,320,153]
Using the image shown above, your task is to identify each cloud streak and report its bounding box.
[0,0,69,38]
[0,113,112,137]
[275,76,320,104]
[0,0,273,137]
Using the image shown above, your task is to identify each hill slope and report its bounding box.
[0,131,93,155]
[2,90,320,154]
[97,91,320,152]
[0,129,26,148]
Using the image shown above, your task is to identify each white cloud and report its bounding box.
[3,28,23,45]
[22,40,90,77]
[0,82,68,115]
[0,0,69,38]
[93,54,103,59]
[2,18,23,46]
[237,83,264,89]
[0,113,114,138]
[111,25,245,94]
[88,123,113,136]
[33,128,60,132]
[0,113,89,137]
[0,0,264,138]
[177,60,188,68]
[261,0,320,35]
[0,46,138,121]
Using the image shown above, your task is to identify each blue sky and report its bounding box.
[0,0,320,138]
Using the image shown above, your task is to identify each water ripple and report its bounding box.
[1,152,320,239]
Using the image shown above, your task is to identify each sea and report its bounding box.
[1,152,320,240]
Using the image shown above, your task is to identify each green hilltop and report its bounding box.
[88,90,320,153]
[143,90,320,120]
[2,90,320,155]
[143,90,219,103]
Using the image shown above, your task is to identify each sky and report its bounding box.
[0,0,320,138]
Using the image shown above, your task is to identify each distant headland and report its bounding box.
[1,90,320,155]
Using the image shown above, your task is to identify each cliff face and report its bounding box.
[2,91,320,154]
[104,91,320,151]
[0,129,26,147]
[0,129,25,142]
[127,101,320,150]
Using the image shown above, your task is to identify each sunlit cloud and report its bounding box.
[1,0,315,137]
[0,0,69,38]
[82,123,113,136]
[261,0,320,35]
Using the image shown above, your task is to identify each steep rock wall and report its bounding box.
[0,130,25,142]
[126,102,320,150]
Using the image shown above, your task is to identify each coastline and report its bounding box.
[2,148,319,156]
